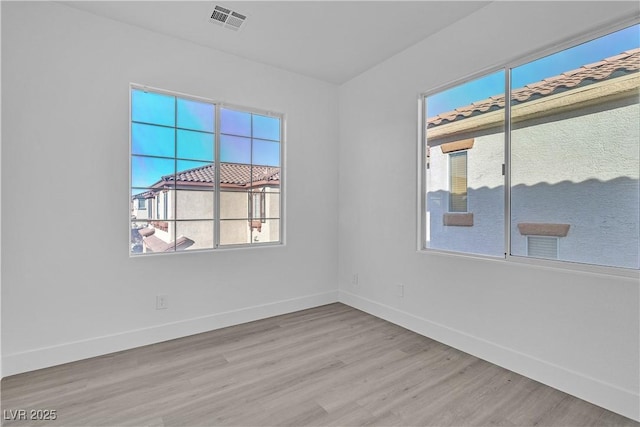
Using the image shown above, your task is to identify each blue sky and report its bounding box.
[131,93,281,196]
[427,23,639,118]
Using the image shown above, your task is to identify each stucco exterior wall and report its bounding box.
[427,96,639,269]
[510,98,639,268]
[135,187,281,249]
[427,131,505,257]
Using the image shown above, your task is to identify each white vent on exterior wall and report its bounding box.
[209,5,247,32]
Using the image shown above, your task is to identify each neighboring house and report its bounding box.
[131,162,280,253]
[426,48,639,269]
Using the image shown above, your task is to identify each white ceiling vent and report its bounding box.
[209,5,247,32]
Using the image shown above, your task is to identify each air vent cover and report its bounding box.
[209,5,247,31]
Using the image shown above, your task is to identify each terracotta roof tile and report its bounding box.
[161,163,280,187]
[427,48,640,128]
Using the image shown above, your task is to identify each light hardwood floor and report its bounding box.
[2,303,638,427]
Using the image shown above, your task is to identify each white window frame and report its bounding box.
[417,18,640,278]
[129,83,286,256]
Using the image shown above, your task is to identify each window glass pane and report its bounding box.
[510,24,639,269]
[131,156,174,188]
[264,191,280,219]
[131,123,175,158]
[220,191,250,219]
[253,140,280,166]
[425,70,505,257]
[175,220,213,251]
[177,98,214,132]
[131,87,284,254]
[220,108,251,137]
[176,190,214,220]
[134,220,176,254]
[251,166,280,189]
[252,114,280,141]
[177,130,214,161]
[251,219,280,244]
[220,135,251,164]
[173,160,215,191]
[131,221,148,254]
[220,220,251,245]
[449,152,467,212]
[131,90,175,127]
[527,236,558,259]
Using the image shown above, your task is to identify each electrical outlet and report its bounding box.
[156,294,168,310]
[397,284,404,297]
[352,273,359,285]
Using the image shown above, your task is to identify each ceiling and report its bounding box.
[59,1,491,84]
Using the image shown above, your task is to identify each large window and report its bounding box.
[130,86,283,255]
[422,23,639,271]
[424,70,505,257]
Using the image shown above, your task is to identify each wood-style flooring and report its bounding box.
[1,303,638,427]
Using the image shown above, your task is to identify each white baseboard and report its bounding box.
[338,290,640,422]
[2,291,338,378]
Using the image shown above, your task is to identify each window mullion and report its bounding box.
[214,105,221,248]
[504,67,512,260]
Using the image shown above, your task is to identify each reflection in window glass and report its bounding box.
[424,70,505,257]
[510,24,639,269]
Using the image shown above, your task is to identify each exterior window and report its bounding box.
[510,24,639,269]
[137,198,146,209]
[424,70,505,257]
[449,152,467,212]
[130,86,284,255]
[527,236,558,260]
[421,23,639,271]
[249,190,266,223]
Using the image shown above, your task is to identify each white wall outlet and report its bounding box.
[156,294,168,310]
[397,284,404,297]
[352,273,359,285]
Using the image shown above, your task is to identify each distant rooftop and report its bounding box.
[427,48,640,128]
[164,162,280,187]
[134,163,280,198]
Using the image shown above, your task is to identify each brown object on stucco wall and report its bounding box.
[440,138,474,153]
[443,213,474,226]
[517,223,570,237]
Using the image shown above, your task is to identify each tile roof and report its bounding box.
[159,162,280,187]
[427,48,640,128]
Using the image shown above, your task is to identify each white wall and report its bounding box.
[2,0,639,423]
[1,1,338,376]
[338,1,639,422]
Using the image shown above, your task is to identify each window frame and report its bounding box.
[129,83,286,256]
[417,18,640,278]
